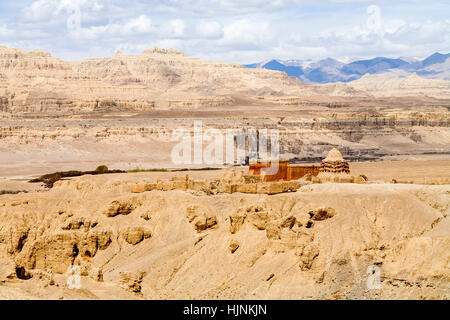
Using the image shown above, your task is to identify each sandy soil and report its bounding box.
[0,163,448,300]
[1,160,449,189]
[0,45,448,300]
[350,160,450,184]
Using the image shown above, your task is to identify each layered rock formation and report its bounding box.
[1,46,449,114]
[0,46,302,113]
[0,172,448,299]
[0,104,449,178]
[131,171,302,195]
[0,45,449,178]
[348,73,450,99]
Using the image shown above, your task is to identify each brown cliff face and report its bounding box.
[0,46,448,173]
[0,46,303,113]
[1,46,449,114]
[349,73,450,99]
[0,107,448,177]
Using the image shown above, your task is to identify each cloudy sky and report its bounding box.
[0,0,449,63]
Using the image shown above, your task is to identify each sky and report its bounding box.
[0,0,449,63]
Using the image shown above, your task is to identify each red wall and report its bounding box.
[249,161,319,181]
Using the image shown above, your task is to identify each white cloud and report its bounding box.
[195,21,223,39]
[0,25,15,40]
[124,15,153,34]
[220,19,275,49]
[387,20,450,45]
[69,15,153,39]
[215,0,301,10]
[21,0,59,21]
[168,19,186,37]
[150,0,302,15]
[2,0,448,63]
[21,0,104,22]
[282,4,449,60]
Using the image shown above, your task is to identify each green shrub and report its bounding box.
[95,165,109,173]
[128,167,168,173]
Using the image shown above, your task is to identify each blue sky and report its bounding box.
[0,0,449,63]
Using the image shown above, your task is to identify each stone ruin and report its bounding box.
[319,148,350,175]
[131,172,303,195]
[131,148,366,195]
[247,148,353,183]
[316,148,351,182]
[248,159,320,182]
[244,147,368,185]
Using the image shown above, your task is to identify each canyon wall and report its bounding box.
[0,46,449,174]
[1,46,450,114]
[0,46,302,113]
[0,107,449,177]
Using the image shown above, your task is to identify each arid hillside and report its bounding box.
[0,168,448,299]
[1,46,450,114]
[0,46,449,300]
[0,46,448,171]
[0,46,303,113]
[348,73,450,99]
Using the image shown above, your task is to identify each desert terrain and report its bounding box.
[0,165,449,300]
[0,46,449,300]
[1,46,449,172]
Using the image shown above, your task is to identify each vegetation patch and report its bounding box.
[29,165,125,188]
[0,190,28,195]
[29,166,222,188]
[129,167,221,173]
[128,167,169,173]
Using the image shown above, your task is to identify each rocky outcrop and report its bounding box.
[131,174,303,195]
[0,46,302,113]
[1,103,448,175]
[119,271,146,295]
[186,205,218,233]
[3,45,448,114]
[121,226,152,245]
[0,173,448,299]
[348,73,450,99]
[102,198,142,217]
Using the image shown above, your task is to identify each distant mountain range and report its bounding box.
[244,52,450,83]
